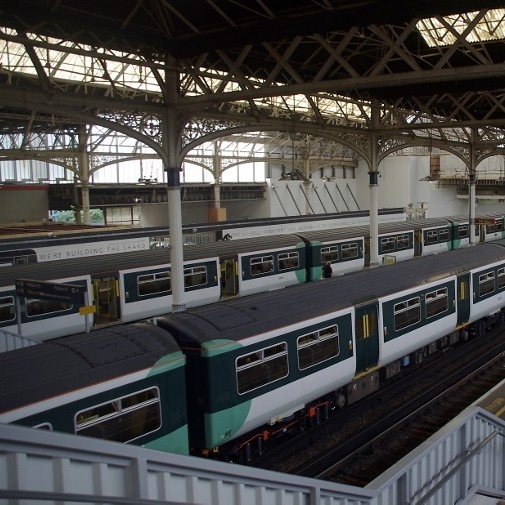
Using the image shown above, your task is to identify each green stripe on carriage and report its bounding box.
[147,351,186,376]
[204,401,251,448]
[144,425,190,455]
[201,339,242,357]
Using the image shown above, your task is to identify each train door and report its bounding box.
[456,272,471,327]
[414,229,423,256]
[92,275,120,325]
[220,258,238,297]
[354,302,380,374]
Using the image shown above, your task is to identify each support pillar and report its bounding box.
[78,126,91,225]
[369,103,380,267]
[163,61,185,312]
[469,129,477,245]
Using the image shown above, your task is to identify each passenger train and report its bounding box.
[0,209,405,266]
[1,214,504,342]
[1,238,505,461]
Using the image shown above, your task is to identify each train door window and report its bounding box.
[426,230,438,244]
[356,309,377,340]
[26,298,72,317]
[93,276,120,324]
[0,296,15,323]
[459,278,469,300]
[236,342,288,394]
[425,287,448,318]
[278,252,299,271]
[341,243,359,259]
[297,325,339,370]
[321,246,338,264]
[458,225,469,238]
[250,255,274,276]
[184,265,207,288]
[479,271,495,296]
[138,271,171,296]
[498,268,505,290]
[394,297,420,331]
[396,234,411,250]
[75,387,161,443]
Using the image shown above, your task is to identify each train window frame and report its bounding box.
[426,230,438,244]
[236,342,288,395]
[75,387,161,443]
[297,325,340,370]
[184,265,208,288]
[321,246,338,264]
[341,243,359,260]
[479,271,495,296]
[498,267,505,290]
[138,270,171,296]
[250,255,274,276]
[425,287,449,318]
[458,225,469,238]
[0,296,15,323]
[26,298,72,317]
[438,229,450,242]
[396,234,411,250]
[380,236,395,252]
[394,296,421,331]
[32,422,52,430]
[278,251,300,271]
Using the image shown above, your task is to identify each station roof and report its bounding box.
[2,1,505,133]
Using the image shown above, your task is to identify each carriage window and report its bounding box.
[425,287,448,318]
[397,234,411,250]
[250,255,274,276]
[479,271,495,296]
[184,265,207,288]
[498,268,505,289]
[297,325,339,370]
[438,229,450,242]
[458,225,469,238]
[321,246,338,263]
[341,243,359,259]
[138,271,171,296]
[236,342,288,394]
[394,297,420,331]
[26,299,72,317]
[426,230,438,244]
[75,387,161,443]
[278,252,299,271]
[380,237,395,252]
[0,296,15,323]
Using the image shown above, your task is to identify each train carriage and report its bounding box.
[0,322,189,455]
[155,292,357,452]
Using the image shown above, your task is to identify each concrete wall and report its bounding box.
[0,184,49,224]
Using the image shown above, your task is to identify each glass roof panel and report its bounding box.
[417,9,505,47]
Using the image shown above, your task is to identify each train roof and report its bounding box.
[0,234,304,287]
[157,240,505,346]
[0,322,181,415]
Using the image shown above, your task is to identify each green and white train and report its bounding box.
[1,238,505,460]
[2,215,500,343]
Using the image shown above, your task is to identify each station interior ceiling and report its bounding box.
[1,1,505,191]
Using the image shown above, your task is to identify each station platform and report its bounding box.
[1,380,505,504]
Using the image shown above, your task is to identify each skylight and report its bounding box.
[417,9,505,47]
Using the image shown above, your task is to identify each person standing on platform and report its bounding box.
[323,261,333,279]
